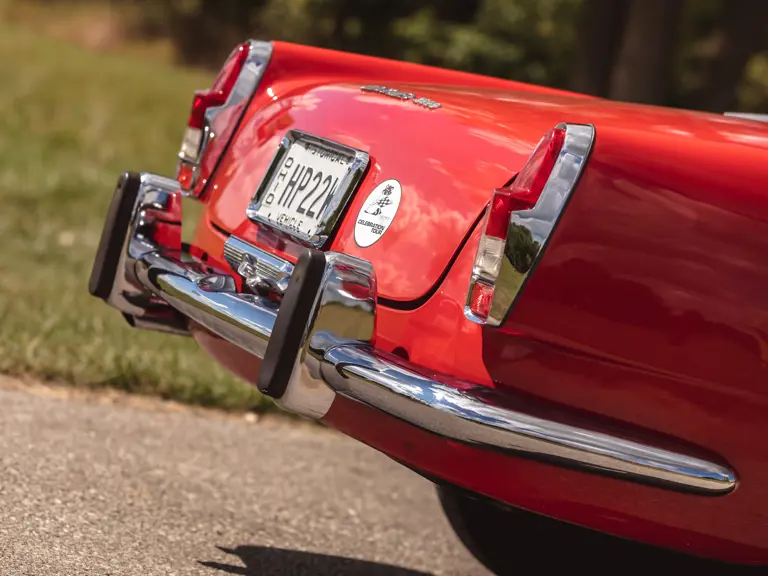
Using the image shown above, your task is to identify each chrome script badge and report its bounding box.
[361,85,441,109]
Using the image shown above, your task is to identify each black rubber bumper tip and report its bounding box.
[88,171,141,300]
[257,249,327,399]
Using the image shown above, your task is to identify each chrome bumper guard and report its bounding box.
[89,172,736,495]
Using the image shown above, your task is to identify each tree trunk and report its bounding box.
[609,0,684,105]
[568,0,630,96]
[691,0,768,111]
[436,0,482,23]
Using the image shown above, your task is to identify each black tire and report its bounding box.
[436,485,759,574]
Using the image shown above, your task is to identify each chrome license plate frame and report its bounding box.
[246,130,370,248]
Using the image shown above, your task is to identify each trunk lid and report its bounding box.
[206,81,584,302]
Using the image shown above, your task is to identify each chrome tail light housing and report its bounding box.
[177,40,273,197]
[466,123,595,325]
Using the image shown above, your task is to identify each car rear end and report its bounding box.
[90,39,768,566]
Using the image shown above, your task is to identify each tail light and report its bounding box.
[466,123,594,325]
[177,40,273,197]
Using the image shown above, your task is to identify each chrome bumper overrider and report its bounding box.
[90,172,736,495]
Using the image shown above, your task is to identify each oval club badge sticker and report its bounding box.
[354,179,401,247]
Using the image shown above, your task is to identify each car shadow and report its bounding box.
[200,545,432,576]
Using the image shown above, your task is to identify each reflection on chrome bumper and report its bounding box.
[91,172,736,495]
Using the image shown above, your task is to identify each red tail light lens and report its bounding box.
[485,127,566,239]
[465,124,593,325]
[484,189,516,239]
[177,40,273,197]
[212,42,251,96]
[188,91,219,130]
[469,280,495,320]
[509,126,565,207]
[188,43,250,130]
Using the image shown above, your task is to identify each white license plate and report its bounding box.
[248,131,369,247]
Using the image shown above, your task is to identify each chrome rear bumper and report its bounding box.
[90,172,736,495]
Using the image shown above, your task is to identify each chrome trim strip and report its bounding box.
[102,172,736,495]
[178,40,273,195]
[723,112,768,123]
[223,236,294,295]
[318,345,735,494]
[466,123,594,326]
[245,130,370,248]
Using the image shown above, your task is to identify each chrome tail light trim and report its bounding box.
[96,172,735,495]
[466,123,595,326]
[178,40,273,195]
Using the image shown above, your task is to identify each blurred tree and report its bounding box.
[689,0,768,111]
[568,0,629,96]
[119,0,768,112]
[311,0,417,57]
[394,0,580,87]
[434,0,483,23]
[673,0,722,108]
[136,0,268,67]
[308,0,482,58]
[609,0,684,104]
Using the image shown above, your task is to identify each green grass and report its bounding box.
[0,24,273,411]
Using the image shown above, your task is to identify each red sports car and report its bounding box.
[89,40,768,572]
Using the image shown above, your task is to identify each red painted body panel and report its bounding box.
[188,41,768,564]
[323,396,765,564]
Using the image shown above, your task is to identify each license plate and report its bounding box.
[247,131,370,247]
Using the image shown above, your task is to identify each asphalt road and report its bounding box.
[0,380,490,576]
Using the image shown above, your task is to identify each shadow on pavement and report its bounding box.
[200,545,432,576]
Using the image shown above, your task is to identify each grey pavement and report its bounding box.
[0,382,489,575]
